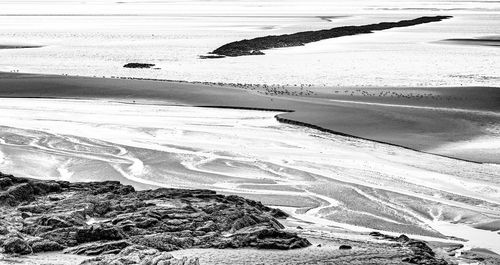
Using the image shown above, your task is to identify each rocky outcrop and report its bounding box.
[0,172,310,263]
[369,232,449,265]
[123,63,156,69]
[209,16,452,57]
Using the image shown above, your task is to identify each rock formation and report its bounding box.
[123,63,156,68]
[0,172,310,264]
[209,16,452,57]
[369,232,449,265]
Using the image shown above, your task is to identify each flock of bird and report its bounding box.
[7,71,467,101]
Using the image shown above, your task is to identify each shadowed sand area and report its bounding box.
[0,72,499,163]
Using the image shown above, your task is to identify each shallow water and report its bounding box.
[0,98,498,253]
[0,0,499,86]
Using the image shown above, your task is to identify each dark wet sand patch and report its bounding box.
[0,72,498,163]
[441,37,500,47]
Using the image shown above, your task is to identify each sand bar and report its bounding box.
[0,72,498,163]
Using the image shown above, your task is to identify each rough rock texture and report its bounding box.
[210,16,452,57]
[0,172,310,263]
[3,237,32,255]
[369,232,449,265]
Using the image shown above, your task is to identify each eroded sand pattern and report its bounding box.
[0,98,499,253]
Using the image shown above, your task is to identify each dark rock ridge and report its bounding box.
[123,63,156,68]
[0,172,310,263]
[369,232,449,265]
[209,16,452,57]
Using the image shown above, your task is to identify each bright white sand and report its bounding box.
[0,0,499,87]
[0,98,499,253]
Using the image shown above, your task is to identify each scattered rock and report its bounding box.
[369,232,449,265]
[228,226,311,250]
[269,208,288,219]
[123,63,155,69]
[339,245,352,250]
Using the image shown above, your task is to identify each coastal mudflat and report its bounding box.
[0,72,498,163]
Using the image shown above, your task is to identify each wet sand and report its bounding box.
[0,98,499,254]
[0,72,498,163]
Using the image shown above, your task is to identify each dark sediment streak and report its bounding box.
[0,45,43,49]
[441,37,500,47]
[273,115,483,164]
[209,16,452,57]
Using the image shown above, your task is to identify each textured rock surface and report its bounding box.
[81,245,200,265]
[3,237,33,255]
[0,172,310,263]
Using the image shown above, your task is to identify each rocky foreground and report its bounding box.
[0,172,309,264]
[1,172,484,264]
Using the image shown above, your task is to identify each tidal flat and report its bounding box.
[0,98,498,256]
